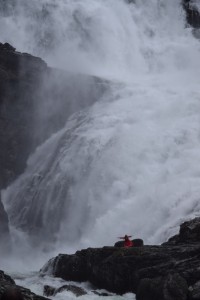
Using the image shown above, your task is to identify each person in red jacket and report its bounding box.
[118,235,133,247]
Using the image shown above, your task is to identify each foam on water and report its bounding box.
[9,271,135,300]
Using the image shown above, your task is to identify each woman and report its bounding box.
[118,235,133,247]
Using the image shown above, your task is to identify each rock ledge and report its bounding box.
[41,218,200,300]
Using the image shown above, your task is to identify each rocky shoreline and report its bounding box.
[2,217,200,300]
[41,217,200,300]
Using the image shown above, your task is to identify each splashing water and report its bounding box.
[1,0,200,259]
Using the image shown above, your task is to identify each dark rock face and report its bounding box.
[0,196,9,235]
[0,42,109,189]
[0,42,46,188]
[0,195,10,250]
[163,217,200,245]
[189,280,200,300]
[0,270,15,285]
[43,286,55,297]
[0,42,109,243]
[183,0,200,28]
[0,41,110,250]
[41,218,200,300]
[1,287,24,300]
[0,270,49,300]
[137,274,188,300]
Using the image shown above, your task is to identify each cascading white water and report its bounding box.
[0,0,146,79]
[2,0,200,254]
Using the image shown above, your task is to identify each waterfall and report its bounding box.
[2,0,200,252]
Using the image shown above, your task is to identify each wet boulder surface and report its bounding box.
[0,270,49,300]
[42,217,200,300]
[43,284,87,297]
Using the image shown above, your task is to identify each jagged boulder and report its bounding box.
[0,270,49,300]
[43,286,55,297]
[0,270,15,285]
[163,217,200,245]
[44,284,87,297]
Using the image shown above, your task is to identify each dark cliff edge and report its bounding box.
[0,194,10,251]
[0,42,109,190]
[41,217,200,300]
[183,0,200,29]
[0,42,109,243]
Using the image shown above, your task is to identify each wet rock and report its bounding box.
[0,42,16,52]
[0,42,46,188]
[43,284,87,297]
[114,241,125,247]
[0,270,49,300]
[137,273,188,300]
[189,280,200,300]
[55,285,87,297]
[42,244,200,294]
[1,287,24,300]
[0,195,9,247]
[163,217,200,245]
[0,270,15,285]
[92,290,112,296]
[183,0,200,28]
[43,285,55,297]
[41,217,200,299]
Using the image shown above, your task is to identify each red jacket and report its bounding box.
[124,239,133,247]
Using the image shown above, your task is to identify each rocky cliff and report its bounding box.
[183,0,200,28]
[0,42,109,242]
[41,217,200,300]
[0,42,108,190]
[0,194,9,251]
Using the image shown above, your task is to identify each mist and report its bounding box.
[1,0,200,275]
